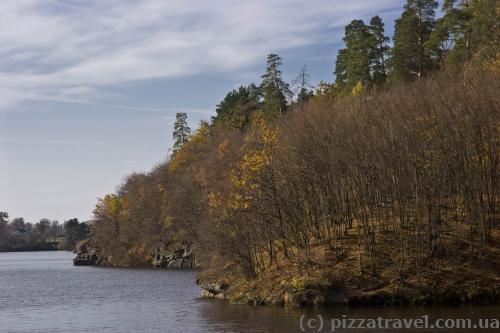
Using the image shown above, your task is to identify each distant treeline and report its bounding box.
[88,0,498,304]
[0,212,89,252]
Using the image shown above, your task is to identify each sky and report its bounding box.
[1,0,408,223]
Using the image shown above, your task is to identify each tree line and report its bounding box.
[335,0,498,91]
[0,212,90,251]
[89,0,498,298]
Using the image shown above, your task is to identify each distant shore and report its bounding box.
[0,245,60,253]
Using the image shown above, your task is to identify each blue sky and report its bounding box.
[1,0,408,222]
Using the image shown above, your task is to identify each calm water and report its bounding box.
[0,251,498,333]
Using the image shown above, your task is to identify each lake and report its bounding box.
[0,251,498,332]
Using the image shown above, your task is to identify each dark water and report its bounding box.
[0,251,498,333]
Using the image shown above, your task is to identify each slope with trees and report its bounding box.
[82,0,499,306]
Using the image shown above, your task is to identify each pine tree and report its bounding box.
[390,0,438,81]
[334,48,349,88]
[172,112,191,153]
[427,0,499,64]
[261,53,291,118]
[212,84,262,131]
[334,20,373,91]
[368,16,390,86]
[345,20,373,87]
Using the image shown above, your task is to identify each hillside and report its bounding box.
[75,0,500,306]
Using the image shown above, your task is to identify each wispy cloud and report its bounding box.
[0,0,401,109]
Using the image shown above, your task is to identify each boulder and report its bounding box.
[73,238,100,266]
[152,245,196,269]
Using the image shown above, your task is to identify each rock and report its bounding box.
[73,252,99,266]
[199,281,229,299]
[73,239,196,269]
[73,238,100,266]
[152,246,196,269]
[75,238,91,255]
[152,245,196,269]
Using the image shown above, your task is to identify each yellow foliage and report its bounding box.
[291,276,306,290]
[207,117,280,222]
[228,193,250,210]
[218,139,230,156]
[351,80,364,96]
[163,216,174,229]
[208,191,222,209]
[169,146,192,172]
[169,122,210,172]
[96,193,122,218]
[486,52,500,74]
[230,116,279,191]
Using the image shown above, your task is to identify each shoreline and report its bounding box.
[0,248,61,253]
[197,277,500,308]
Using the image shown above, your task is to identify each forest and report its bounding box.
[87,0,499,305]
[0,212,89,252]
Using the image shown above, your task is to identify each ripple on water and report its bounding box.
[1,251,499,333]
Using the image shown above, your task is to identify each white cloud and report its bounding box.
[0,0,401,109]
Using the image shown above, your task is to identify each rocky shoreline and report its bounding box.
[195,275,500,307]
[73,238,196,269]
[152,246,196,269]
[73,238,499,308]
[73,238,99,266]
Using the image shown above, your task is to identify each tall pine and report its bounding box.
[426,0,499,64]
[334,48,349,88]
[261,53,291,117]
[344,20,372,89]
[335,18,389,91]
[390,0,438,81]
[172,112,191,153]
[368,16,390,86]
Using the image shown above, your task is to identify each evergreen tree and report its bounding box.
[390,0,438,81]
[368,16,390,86]
[172,112,191,152]
[0,212,8,238]
[427,0,499,64]
[261,53,291,117]
[334,48,348,88]
[344,20,373,88]
[212,84,262,131]
[335,20,374,90]
[464,0,499,61]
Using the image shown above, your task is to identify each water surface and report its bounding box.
[0,251,498,332]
